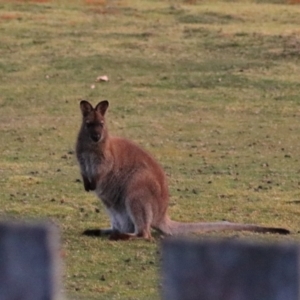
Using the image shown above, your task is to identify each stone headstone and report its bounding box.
[162,239,299,300]
[0,221,62,300]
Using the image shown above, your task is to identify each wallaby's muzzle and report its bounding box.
[90,133,101,143]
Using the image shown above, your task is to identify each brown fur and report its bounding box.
[76,100,289,240]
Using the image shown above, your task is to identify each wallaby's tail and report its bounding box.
[158,218,290,235]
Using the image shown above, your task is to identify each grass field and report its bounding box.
[1,0,300,299]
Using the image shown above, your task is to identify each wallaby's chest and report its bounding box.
[78,151,101,179]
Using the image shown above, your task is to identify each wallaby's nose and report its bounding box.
[91,133,101,142]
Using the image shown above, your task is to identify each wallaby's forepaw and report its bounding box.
[84,185,90,192]
[82,175,96,192]
[84,182,96,192]
[88,180,97,191]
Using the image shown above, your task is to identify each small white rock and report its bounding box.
[95,75,109,82]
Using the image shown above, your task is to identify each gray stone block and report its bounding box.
[162,239,299,300]
[0,221,62,300]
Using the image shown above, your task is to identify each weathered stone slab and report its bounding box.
[162,239,300,300]
[0,221,62,300]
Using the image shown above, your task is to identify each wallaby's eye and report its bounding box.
[96,122,104,128]
[85,121,93,128]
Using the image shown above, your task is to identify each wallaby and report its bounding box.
[76,100,290,240]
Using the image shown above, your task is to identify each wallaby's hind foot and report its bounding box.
[109,231,132,241]
[83,228,153,241]
[82,228,113,237]
[82,229,132,240]
[109,230,153,241]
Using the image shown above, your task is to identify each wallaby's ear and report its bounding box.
[80,100,93,117]
[95,100,109,116]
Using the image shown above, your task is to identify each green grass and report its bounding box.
[1,0,300,299]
